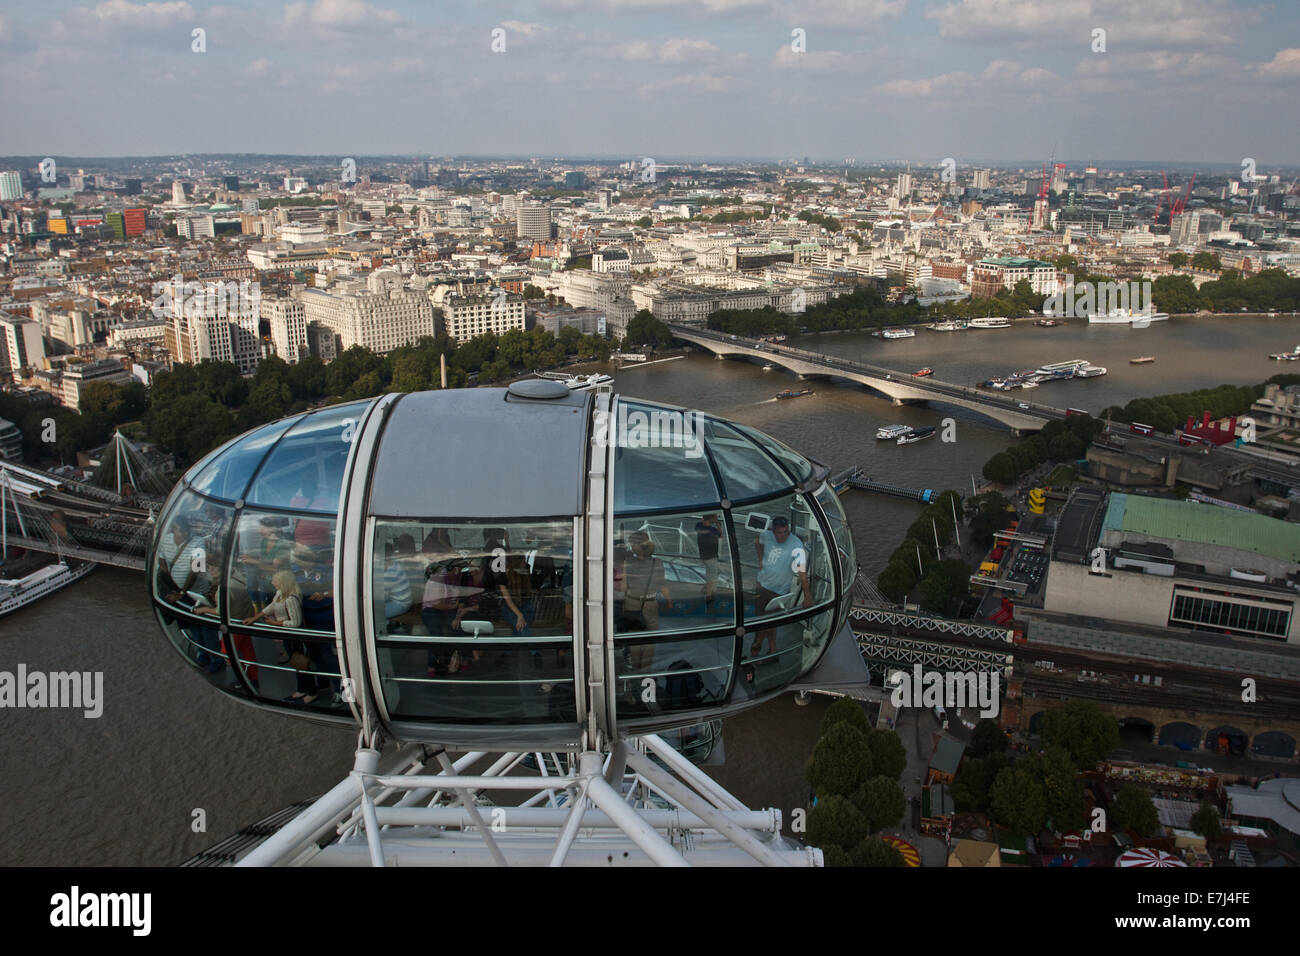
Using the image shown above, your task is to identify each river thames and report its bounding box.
[1,314,1295,864]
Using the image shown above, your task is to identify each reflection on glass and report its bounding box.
[244,401,366,512]
[703,420,796,502]
[614,633,732,718]
[188,418,296,501]
[153,491,233,614]
[734,609,833,700]
[815,483,856,620]
[613,511,734,635]
[732,423,815,484]
[372,519,576,725]
[734,494,832,625]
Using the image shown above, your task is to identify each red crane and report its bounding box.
[1170,173,1196,216]
[1152,171,1170,224]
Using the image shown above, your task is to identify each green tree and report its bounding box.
[967,719,1008,758]
[852,775,906,832]
[990,763,1048,836]
[820,697,871,737]
[1191,251,1222,272]
[805,723,874,798]
[624,309,673,348]
[635,216,652,228]
[1168,252,1188,269]
[806,794,870,854]
[850,837,906,867]
[1039,701,1120,770]
[1036,746,1086,831]
[1190,803,1222,841]
[863,728,908,781]
[982,451,1020,485]
[918,559,972,616]
[1112,784,1160,837]
[951,752,1011,813]
[877,558,918,602]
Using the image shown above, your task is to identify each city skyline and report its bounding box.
[3,0,1298,163]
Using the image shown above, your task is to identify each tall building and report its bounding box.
[896,172,913,202]
[222,176,240,192]
[123,178,142,195]
[123,207,147,236]
[516,201,552,241]
[300,272,435,354]
[177,215,215,239]
[565,171,586,189]
[171,181,188,203]
[972,169,990,190]
[0,312,46,372]
[0,171,24,201]
[1084,166,1098,192]
[1050,163,1067,194]
[263,295,308,364]
[165,309,261,374]
[438,290,525,342]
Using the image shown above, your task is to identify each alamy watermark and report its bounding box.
[150,274,261,320]
[50,886,150,935]
[889,663,1000,718]
[1042,274,1153,318]
[0,665,103,718]
[593,405,704,459]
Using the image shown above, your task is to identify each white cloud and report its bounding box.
[637,71,734,96]
[926,0,1247,48]
[615,37,723,63]
[1255,47,1300,79]
[283,0,401,29]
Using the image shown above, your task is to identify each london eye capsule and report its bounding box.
[149,383,858,750]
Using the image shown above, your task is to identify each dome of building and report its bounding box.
[149,386,857,748]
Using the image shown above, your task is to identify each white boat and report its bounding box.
[1020,381,1039,389]
[762,363,775,371]
[1088,310,1169,325]
[1035,359,1090,376]
[897,426,936,445]
[881,328,916,339]
[876,424,911,440]
[0,560,94,618]
[928,320,968,332]
[969,317,1011,329]
[1076,365,1107,377]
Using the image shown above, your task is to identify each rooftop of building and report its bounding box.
[978,256,1055,268]
[1103,492,1300,564]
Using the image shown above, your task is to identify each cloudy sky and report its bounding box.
[3,0,1297,166]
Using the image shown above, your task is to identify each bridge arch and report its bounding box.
[670,326,1059,433]
[1119,717,1155,743]
[1158,721,1201,750]
[1251,731,1296,759]
[1205,725,1249,757]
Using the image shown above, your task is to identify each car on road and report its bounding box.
[1017,402,1031,409]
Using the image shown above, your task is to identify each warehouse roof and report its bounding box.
[1102,493,1300,564]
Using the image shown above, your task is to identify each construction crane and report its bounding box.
[1152,171,1171,224]
[1170,174,1196,216]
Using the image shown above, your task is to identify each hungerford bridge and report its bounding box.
[669,326,1063,433]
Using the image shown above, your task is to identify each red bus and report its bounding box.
[1129,422,1154,435]
[1065,407,1089,417]
[1178,432,1207,446]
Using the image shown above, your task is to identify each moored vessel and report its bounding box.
[969,317,1011,329]
[897,426,936,445]
[876,424,911,440]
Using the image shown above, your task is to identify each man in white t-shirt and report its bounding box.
[752,516,812,658]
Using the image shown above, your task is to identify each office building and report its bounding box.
[439,290,526,342]
[0,418,21,461]
[60,359,135,409]
[0,171,23,201]
[0,312,45,372]
[177,215,215,239]
[172,181,188,203]
[301,271,435,354]
[516,202,552,241]
[896,172,913,201]
[222,176,240,192]
[263,295,309,364]
[1046,489,1300,643]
